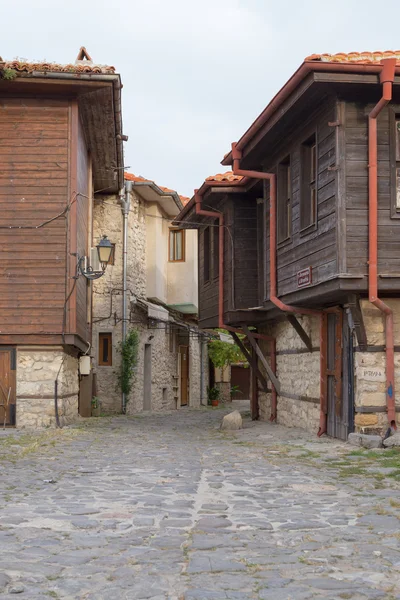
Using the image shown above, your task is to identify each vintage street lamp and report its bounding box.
[78,235,113,280]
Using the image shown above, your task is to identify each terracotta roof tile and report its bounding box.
[306,51,400,65]
[205,171,244,183]
[2,59,115,75]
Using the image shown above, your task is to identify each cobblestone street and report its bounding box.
[1,406,400,600]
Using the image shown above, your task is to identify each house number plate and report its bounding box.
[297,267,312,288]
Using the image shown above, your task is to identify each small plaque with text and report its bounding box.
[297,267,312,288]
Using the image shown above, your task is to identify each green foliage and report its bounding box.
[117,329,139,397]
[207,386,220,403]
[230,385,241,397]
[2,68,17,81]
[208,332,247,368]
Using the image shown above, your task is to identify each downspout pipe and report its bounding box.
[194,187,276,418]
[121,180,132,413]
[231,144,326,434]
[368,58,397,428]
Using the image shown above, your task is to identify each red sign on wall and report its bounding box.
[297,267,312,288]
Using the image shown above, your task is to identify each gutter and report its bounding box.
[121,180,132,413]
[368,58,397,429]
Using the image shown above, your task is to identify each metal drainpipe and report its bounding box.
[230,144,326,433]
[368,58,397,428]
[121,180,132,413]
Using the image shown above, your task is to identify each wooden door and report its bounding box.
[231,365,251,400]
[0,348,16,427]
[179,345,189,407]
[143,344,152,411]
[325,310,350,440]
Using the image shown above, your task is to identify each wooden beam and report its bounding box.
[230,332,270,394]
[240,324,281,394]
[347,294,367,351]
[286,314,313,351]
[251,347,259,421]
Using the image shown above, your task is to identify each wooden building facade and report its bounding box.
[177,52,400,440]
[0,52,123,427]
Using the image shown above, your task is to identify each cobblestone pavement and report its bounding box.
[1,405,400,600]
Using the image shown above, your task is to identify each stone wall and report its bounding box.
[354,299,400,432]
[258,316,321,434]
[16,347,79,428]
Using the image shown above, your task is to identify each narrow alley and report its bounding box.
[0,407,399,599]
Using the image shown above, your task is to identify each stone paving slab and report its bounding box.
[0,405,399,599]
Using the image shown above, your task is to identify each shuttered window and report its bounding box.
[99,333,112,366]
[277,157,291,243]
[300,134,317,231]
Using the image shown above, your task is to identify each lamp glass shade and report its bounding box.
[97,235,113,268]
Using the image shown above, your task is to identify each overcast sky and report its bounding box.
[2,0,399,196]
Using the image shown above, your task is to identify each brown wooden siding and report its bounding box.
[233,196,258,308]
[345,102,400,277]
[263,100,338,300]
[0,97,69,334]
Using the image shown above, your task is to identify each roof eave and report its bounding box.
[221,60,399,166]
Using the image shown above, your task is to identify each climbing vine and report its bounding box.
[116,328,139,397]
[208,330,248,368]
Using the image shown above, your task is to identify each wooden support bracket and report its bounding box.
[347,294,367,351]
[230,332,270,394]
[286,314,313,351]
[240,324,281,394]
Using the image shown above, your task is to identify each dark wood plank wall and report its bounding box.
[263,100,338,301]
[233,196,258,308]
[75,115,89,341]
[198,196,232,327]
[345,102,400,276]
[0,97,69,334]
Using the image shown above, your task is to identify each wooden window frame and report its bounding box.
[300,133,318,233]
[98,332,112,366]
[204,226,210,283]
[169,228,186,262]
[213,225,219,279]
[390,109,400,219]
[277,156,292,245]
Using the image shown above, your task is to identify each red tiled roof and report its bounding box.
[205,171,244,183]
[124,173,190,205]
[1,59,116,74]
[306,51,400,65]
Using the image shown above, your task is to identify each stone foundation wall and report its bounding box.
[354,299,400,433]
[258,316,321,434]
[16,347,79,428]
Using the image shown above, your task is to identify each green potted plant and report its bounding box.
[91,396,101,417]
[230,385,241,400]
[207,386,220,408]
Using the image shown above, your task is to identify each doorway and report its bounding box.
[143,344,152,411]
[0,347,16,427]
[324,310,353,440]
[179,345,189,407]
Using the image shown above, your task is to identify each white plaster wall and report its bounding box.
[167,229,198,311]
[146,203,167,303]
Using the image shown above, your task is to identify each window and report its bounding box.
[213,225,219,278]
[300,134,317,231]
[98,332,112,366]
[169,228,185,262]
[204,226,210,282]
[277,157,291,243]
